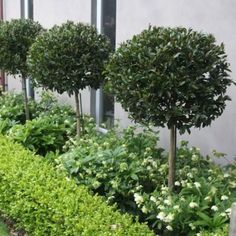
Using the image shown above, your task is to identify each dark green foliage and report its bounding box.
[0,136,154,236]
[0,19,43,77]
[28,21,111,95]
[106,26,234,134]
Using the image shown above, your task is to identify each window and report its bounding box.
[91,0,116,129]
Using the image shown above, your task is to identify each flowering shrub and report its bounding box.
[57,125,164,215]
[57,129,236,235]
[133,142,236,234]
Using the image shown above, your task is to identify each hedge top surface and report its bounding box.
[106,26,234,134]
[28,21,112,95]
[0,136,154,236]
[0,19,43,77]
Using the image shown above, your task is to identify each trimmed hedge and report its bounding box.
[0,136,154,236]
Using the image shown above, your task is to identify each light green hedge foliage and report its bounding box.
[0,136,154,236]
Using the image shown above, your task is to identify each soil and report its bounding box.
[1,217,25,236]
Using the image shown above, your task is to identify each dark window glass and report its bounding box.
[101,0,116,127]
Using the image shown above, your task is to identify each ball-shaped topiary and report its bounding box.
[0,19,43,120]
[28,21,111,136]
[28,21,111,95]
[0,19,43,77]
[106,26,234,189]
[106,26,233,134]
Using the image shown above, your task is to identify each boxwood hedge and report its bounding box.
[0,136,153,236]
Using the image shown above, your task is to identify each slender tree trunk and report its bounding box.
[168,125,177,190]
[74,91,81,137]
[22,76,30,121]
[79,92,84,135]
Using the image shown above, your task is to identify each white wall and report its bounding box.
[3,0,20,20]
[116,0,236,161]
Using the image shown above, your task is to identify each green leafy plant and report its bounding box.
[106,26,234,189]
[133,142,236,235]
[0,19,43,120]
[58,125,164,215]
[0,136,154,235]
[0,92,37,133]
[28,21,111,136]
[7,114,75,156]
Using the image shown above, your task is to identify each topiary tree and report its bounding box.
[28,21,111,137]
[0,19,43,120]
[106,26,234,190]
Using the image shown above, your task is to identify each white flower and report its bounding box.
[226,208,231,215]
[157,212,166,220]
[189,223,196,230]
[166,225,173,231]
[173,205,180,210]
[164,199,171,206]
[180,197,185,202]
[223,173,230,178]
[211,205,218,211]
[158,205,165,210]
[161,186,169,191]
[220,212,227,217]
[187,172,193,178]
[204,196,211,201]
[194,182,201,188]
[208,176,212,181]
[191,154,198,161]
[221,195,228,201]
[141,206,148,214]
[187,183,192,188]
[189,202,198,208]
[134,193,144,205]
[150,196,157,203]
[164,213,174,223]
[174,181,180,186]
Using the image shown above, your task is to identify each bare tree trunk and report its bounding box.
[22,76,30,121]
[79,92,84,135]
[74,91,81,137]
[168,125,177,190]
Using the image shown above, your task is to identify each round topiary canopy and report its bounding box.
[106,26,234,134]
[28,21,111,95]
[0,19,43,77]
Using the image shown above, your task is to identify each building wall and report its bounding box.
[116,0,236,161]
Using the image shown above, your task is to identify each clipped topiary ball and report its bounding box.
[106,26,234,134]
